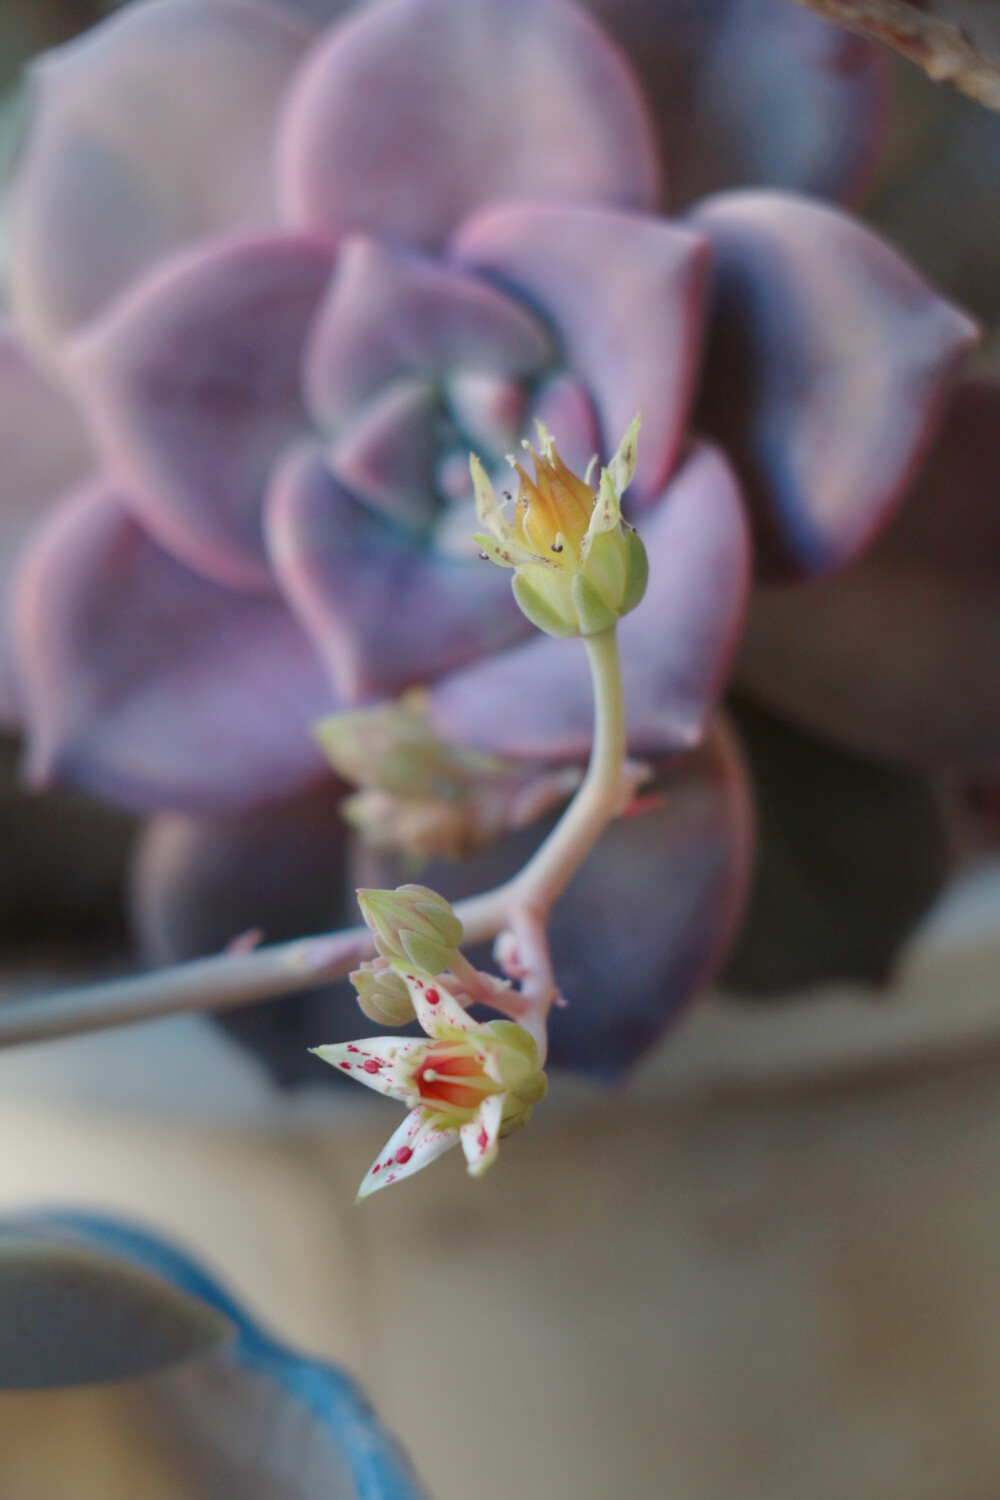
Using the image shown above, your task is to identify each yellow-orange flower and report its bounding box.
[471,415,648,637]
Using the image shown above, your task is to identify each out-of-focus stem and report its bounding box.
[791,0,1000,113]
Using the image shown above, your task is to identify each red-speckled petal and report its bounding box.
[7,0,311,358]
[313,1037,425,1101]
[357,1106,459,1197]
[690,190,979,578]
[65,233,336,589]
[10,479,334,814]
[460,1092,503,1176]
[277,0,658,249]
[452,202,711,504]
[428,443,750,760]
[402,971,476,1037]
[266,444,530,702]
[737,377,1000,773]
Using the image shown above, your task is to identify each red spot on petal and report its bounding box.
[478,1129,488,1151]
[372,1163,380,1172]
[340,1062,351,1070]
[425,989,440,1006]
[347,1045,360,1053]
[396,1146,413,1165]
[387,1174,396,1183]
[363,1058,382,1074]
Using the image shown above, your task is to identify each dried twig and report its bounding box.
[790,0,1000,111]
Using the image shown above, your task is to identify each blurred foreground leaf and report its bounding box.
[0,1233,232,1389]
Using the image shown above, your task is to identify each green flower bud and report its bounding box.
[350,963,417,1027]
[357,884,464,975]
[313,697,503,799]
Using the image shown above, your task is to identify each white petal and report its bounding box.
[402,972,477,1038]
[472,531,531,571]
[605,412,642,497]
[310,1038,424,1102]
[470,452,512,540]
[357,1107,459,1198]
[583,471,621,559]
[460,1092,504,1177]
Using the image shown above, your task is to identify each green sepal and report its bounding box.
[400,930,457,975]
[619,528,649,617]
[571,571,619,636]
[487,1019,540,1067]
[512,1072,548,1107]
[512,573,579,638]
[582,529,626,611]
[499,1098,534,1138]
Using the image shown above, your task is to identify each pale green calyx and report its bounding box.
[357,884,464,975]
[471,414,648,638]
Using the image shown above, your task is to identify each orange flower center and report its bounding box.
[513,450,594,561]
[414,1043,497,1111]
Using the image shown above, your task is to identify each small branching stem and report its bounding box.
[790,0,1000,112]
[0,630,632,1055]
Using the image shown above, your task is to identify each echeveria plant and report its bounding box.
[0,0,983,1079]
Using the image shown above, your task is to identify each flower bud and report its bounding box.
[357,884,464,975]
[472,414,648,638]
[313,697,502,799]
[350,961,417,1027]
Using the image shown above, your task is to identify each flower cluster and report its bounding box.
[316,884,547,1195]
[0,0,986,1080]
[316,972,546,1196]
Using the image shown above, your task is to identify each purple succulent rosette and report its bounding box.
[0,0,979,1075]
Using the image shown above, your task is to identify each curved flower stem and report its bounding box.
[504,627,626,913]
[0,630,631,1051]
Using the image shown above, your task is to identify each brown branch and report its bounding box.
[790,0,1000,111]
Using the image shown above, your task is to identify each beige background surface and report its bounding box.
[2,861,1000,1498]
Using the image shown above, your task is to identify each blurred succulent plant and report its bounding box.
[0,0,986,1078]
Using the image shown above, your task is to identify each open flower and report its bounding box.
[0,0,983,1080]
[473,416,648,637]
[313,972,547,1196]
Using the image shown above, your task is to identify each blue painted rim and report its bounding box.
[2,1211,429,1500]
